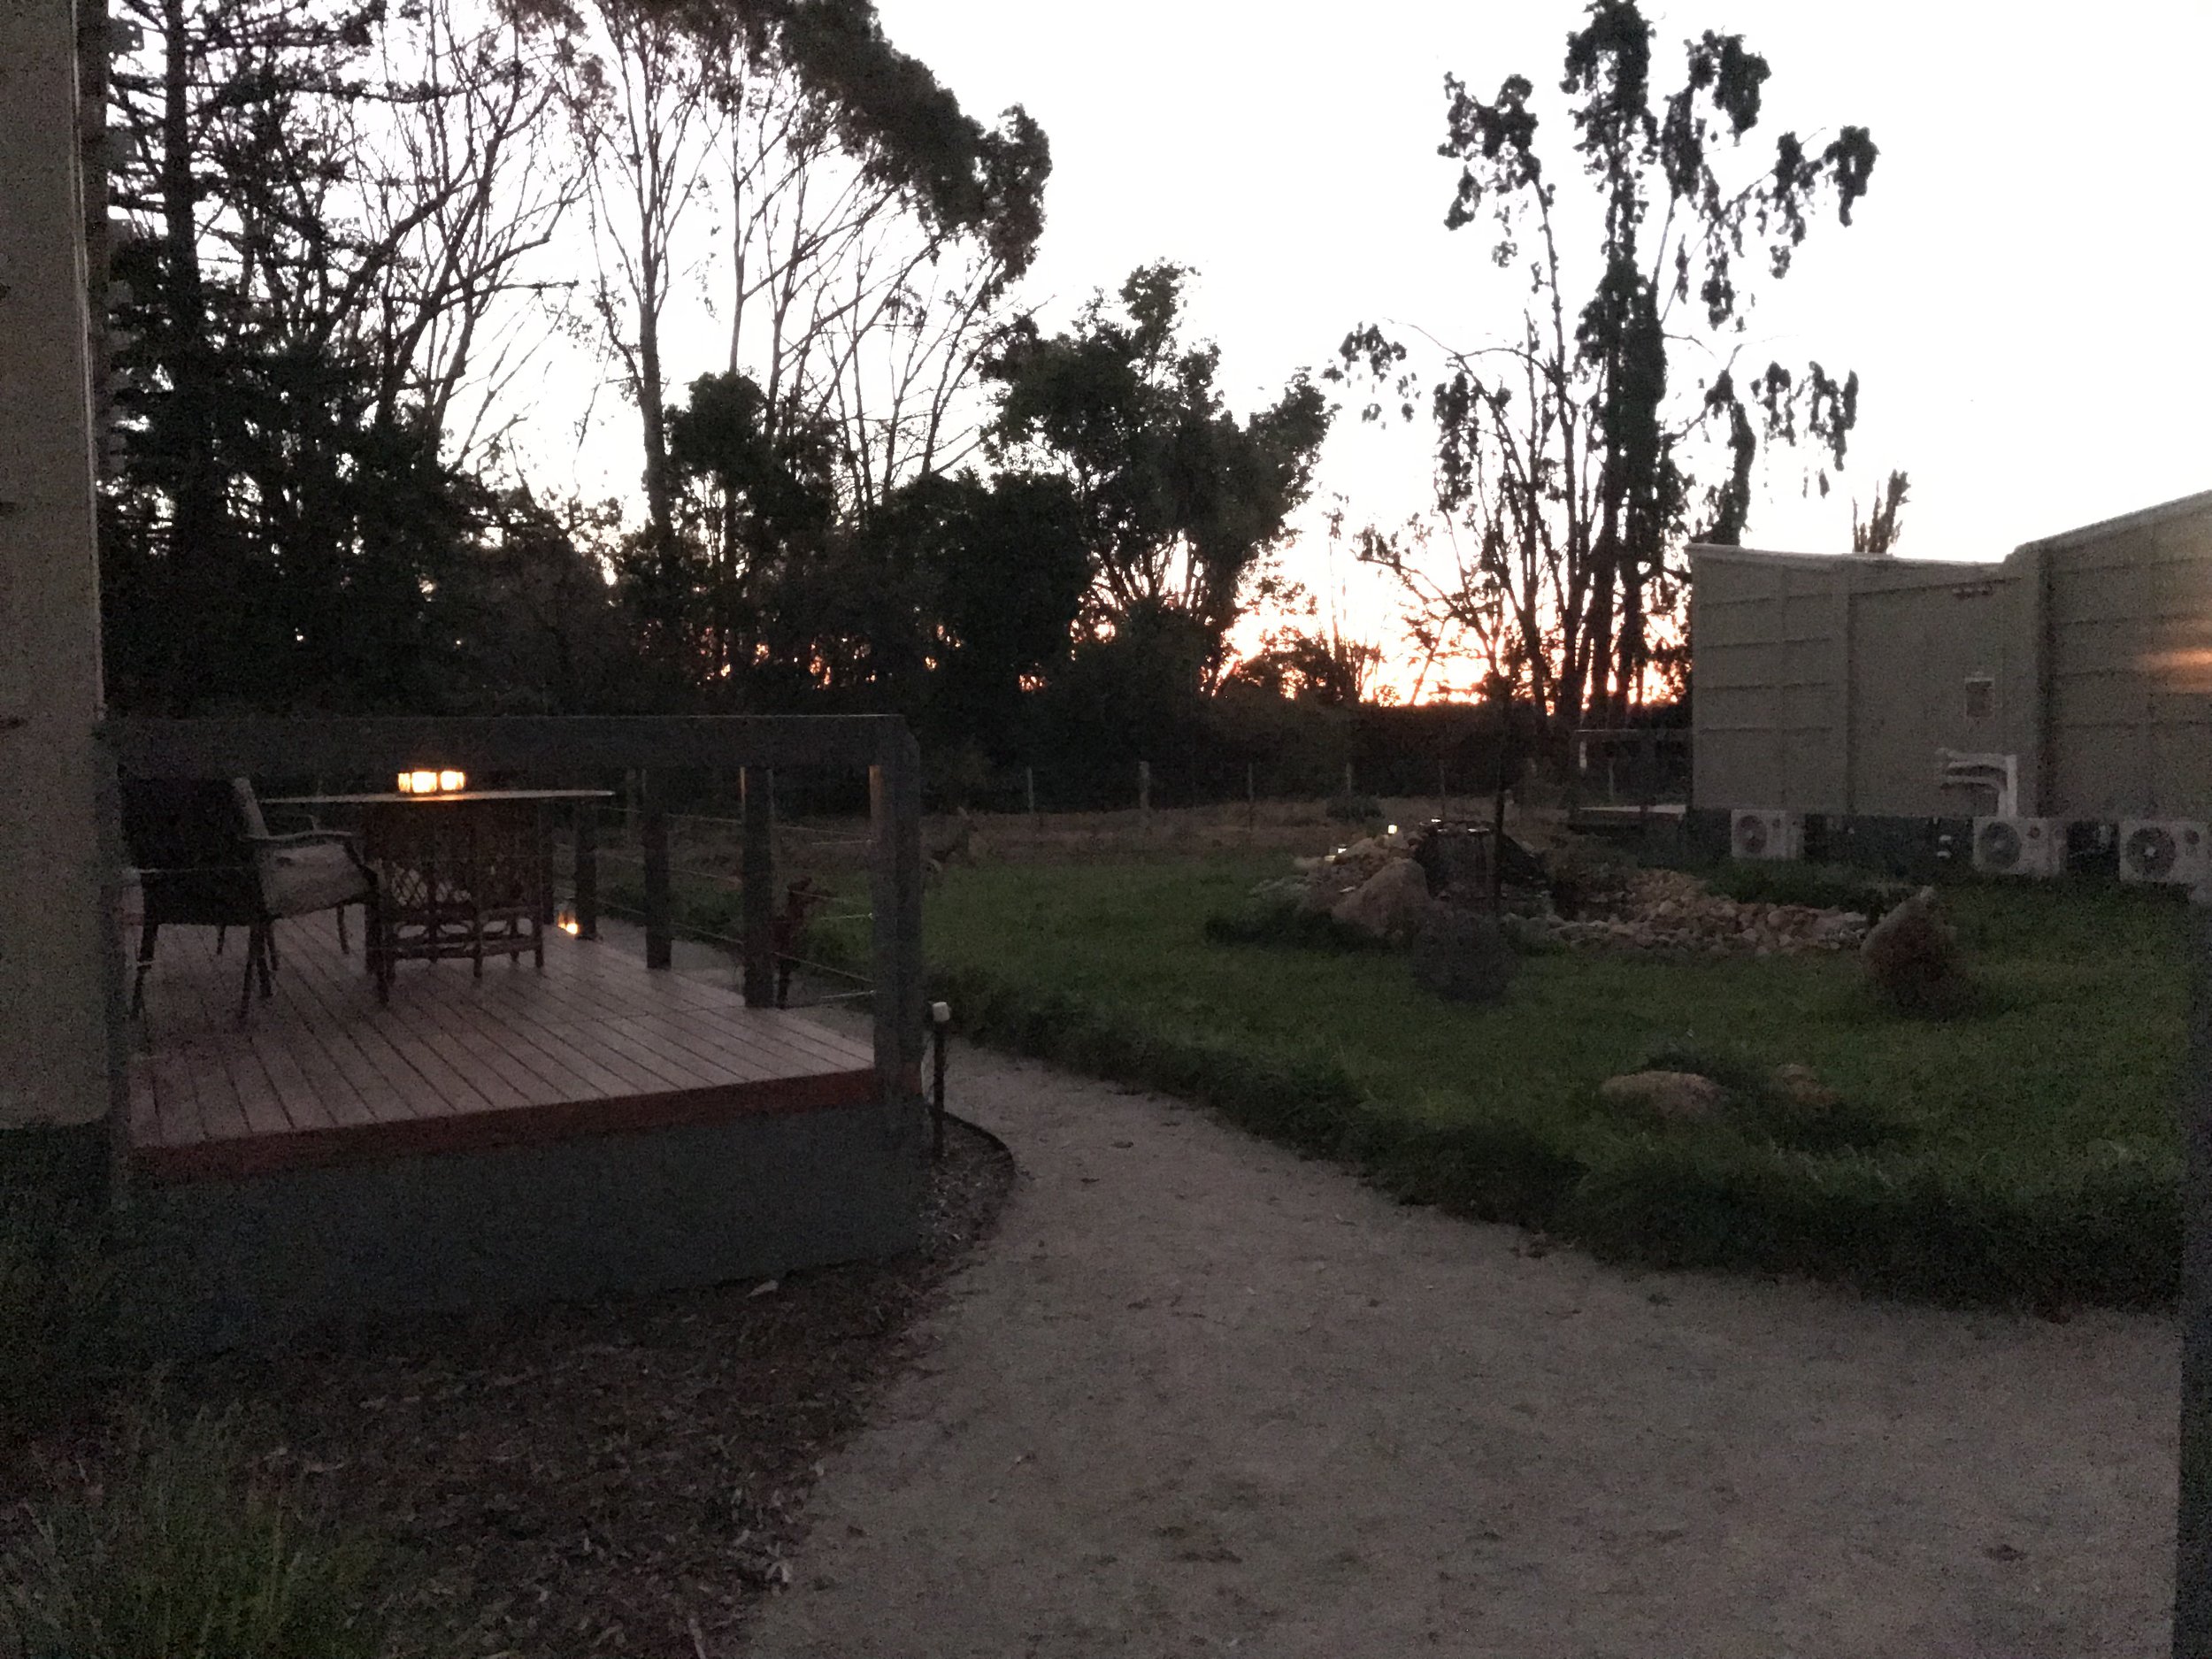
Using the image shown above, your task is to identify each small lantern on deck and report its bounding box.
[396,769,467,795]
[557,901,580,937]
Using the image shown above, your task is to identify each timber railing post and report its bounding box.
[741,764,774,1006]
[2178,891,2212,1659]
[871,722,926,1152]
[573,802,599,941]
[641,770,672,971]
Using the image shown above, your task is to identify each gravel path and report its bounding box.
[745,1036,2179,1659]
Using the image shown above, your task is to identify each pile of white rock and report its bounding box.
[1521,868,1869,956]
[1282,852,1871,958]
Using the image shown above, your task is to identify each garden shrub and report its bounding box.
[3,1409,386,1659]
[1707,859,1905,917]
[0,1174,129,1432]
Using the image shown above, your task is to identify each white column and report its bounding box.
[0,0,119,1135]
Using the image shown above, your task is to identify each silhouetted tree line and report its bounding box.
[95,0,1860,784]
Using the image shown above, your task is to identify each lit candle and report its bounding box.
[438,770,466,793]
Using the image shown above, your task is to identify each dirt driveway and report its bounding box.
[742,1038,2178,1659]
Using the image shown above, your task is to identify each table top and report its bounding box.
[263,790,616,805]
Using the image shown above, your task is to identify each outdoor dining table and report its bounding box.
[262,788,612,1001]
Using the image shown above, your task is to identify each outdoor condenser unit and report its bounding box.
[1970,816,2064,878]
[1729,809,1802,862]
[2118,820,2211,887]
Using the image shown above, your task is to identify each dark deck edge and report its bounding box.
[134,1067,879,1184]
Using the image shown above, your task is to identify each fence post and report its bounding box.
[573,803,599,941]
[1139,760,1151,833]
[1025,764,1037,833]
[1439,759,1449,826]
[1246,762,1256,834]
[641,771,672,971]
[872,725,926,1156]
[1343,761,1355,801]
[741,765,774,1006]
[2178,894,2212,1659]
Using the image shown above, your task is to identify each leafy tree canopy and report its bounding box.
[987,262,1331,675]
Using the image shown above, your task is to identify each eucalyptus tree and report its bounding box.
[1334,0,1876,725]
[549,0,1048,692]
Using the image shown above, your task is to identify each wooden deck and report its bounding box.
[127,914,876,1185]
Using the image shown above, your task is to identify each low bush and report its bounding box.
[0,1176,128,1433]
[1323,793,1384,824]
[1707,859,1905,917]
[3,1409,386,1659]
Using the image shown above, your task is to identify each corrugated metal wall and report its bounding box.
[1690,493,2212,821]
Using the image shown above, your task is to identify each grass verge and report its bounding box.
[816,858,2187,1309]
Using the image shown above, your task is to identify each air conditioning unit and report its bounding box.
[1971,816,2063,878]
[1730,809,1802,862]
[2118,820,2211,887]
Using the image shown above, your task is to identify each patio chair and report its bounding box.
[121,777,379,1024]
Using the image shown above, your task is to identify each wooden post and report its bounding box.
[641,772,672,971]
[2178,894,2212,1659]
[1138,759,1150,832]
[1246,762,1256,833]
[1026,765,1037,836]
[573,802,599,941]
[871,726,926,1155]
[741,764,774,1007]
[1491,696,1511,909]
[1439,758,1449,826]
[1343,761,1355,801]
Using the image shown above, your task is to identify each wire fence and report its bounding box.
[551,803,878,1009]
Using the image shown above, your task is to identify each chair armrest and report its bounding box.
[245,830,358,849]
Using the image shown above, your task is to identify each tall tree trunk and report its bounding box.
[1616,551,1647,720]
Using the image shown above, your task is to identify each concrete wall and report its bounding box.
[130,1102,926,1352]
[0,0,126,1141]
[1691,549,2020,816]
[2036,495,2212,818]
[1691,490,2212,821]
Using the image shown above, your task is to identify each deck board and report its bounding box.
[128,912,877,1183]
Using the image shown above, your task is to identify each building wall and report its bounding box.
[1691,550,2020,816]
[2039,498,2212,818]
[1691,491,2212,823]
[0,0,124,1139]
[1689,552,1850,811]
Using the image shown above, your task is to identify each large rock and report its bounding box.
[1329,857,1433,942]
[1598,1070,1726,1125]
[1861,886,1971,1013]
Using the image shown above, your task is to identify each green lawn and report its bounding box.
[875,858,2193,1307]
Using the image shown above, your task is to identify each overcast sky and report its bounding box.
[855,0,2211,683]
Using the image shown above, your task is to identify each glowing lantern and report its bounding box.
[396,769,465,794]
[438,770,466,793]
